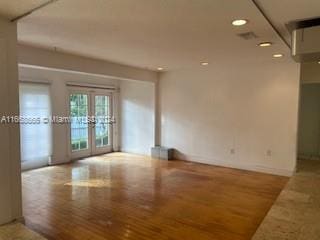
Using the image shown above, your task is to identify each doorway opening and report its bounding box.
[297,83,320,162]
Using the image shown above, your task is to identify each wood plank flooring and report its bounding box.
[22,153,288,240]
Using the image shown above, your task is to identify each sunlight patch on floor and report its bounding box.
[64,179,112,188]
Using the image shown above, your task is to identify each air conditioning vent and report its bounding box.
[292,25,320,62]
[289,18,320,62]
[237,31,259,40]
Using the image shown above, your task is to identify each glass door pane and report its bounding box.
[92,93,112,155]
[69,89,113,159]
[95,95,109,148]
[70,93,89,152]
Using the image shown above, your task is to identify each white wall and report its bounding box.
[19,66,156,163]
[18,44,158,163]
[19,66,120,165]
[159,58,300,176]
[120,80,155,155]
[0,18,22,225]
[18,44,158,83]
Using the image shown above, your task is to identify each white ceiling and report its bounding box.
[1,0,317,70]
[256,0,320,45]
[0,0,49,20]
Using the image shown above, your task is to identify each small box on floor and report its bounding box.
[151,146,174,160]
[151,146,161,158]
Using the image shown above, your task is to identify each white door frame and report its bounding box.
[67,86,114,160]
[91,90,113,155]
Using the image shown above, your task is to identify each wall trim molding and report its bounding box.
[15,216,25,225]
[298,154,320,161]
[174,152,294,177]
[18,44,158,83]
[120,149,151,156]
[301,81,320,85]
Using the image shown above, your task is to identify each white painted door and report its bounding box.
[91,91,113,155]
[69,88,113,159]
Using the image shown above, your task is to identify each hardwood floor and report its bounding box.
[22,153,288,240]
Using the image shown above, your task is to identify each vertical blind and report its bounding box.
[19,83,52,170]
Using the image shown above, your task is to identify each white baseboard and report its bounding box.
[49,155,71,166]
[174,152,294,177]
[0,216,25,227]
[15,216,25,224]
[298,154,320,161]
[120,148,150,156]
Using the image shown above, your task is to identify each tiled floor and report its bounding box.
[253,160,320,240]
[0,223,46,240]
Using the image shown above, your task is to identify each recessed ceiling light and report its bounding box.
[318,61,320,64]
[259,42,272,47]
[157,67,164,71]
[201,62,209,66]
[232,19,248,26]
[273,54,283,58]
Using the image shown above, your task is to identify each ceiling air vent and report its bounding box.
[237,31,259,40]
[289,18,320,62]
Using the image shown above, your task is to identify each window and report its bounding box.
[19,83,52,170]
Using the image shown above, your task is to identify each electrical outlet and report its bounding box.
[267,150,272,156]
[230,149,235,154]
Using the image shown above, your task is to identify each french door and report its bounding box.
[69,88,113,159]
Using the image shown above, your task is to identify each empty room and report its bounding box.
[0,0,320,239]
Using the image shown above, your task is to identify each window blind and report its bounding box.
[19,83,52,170]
